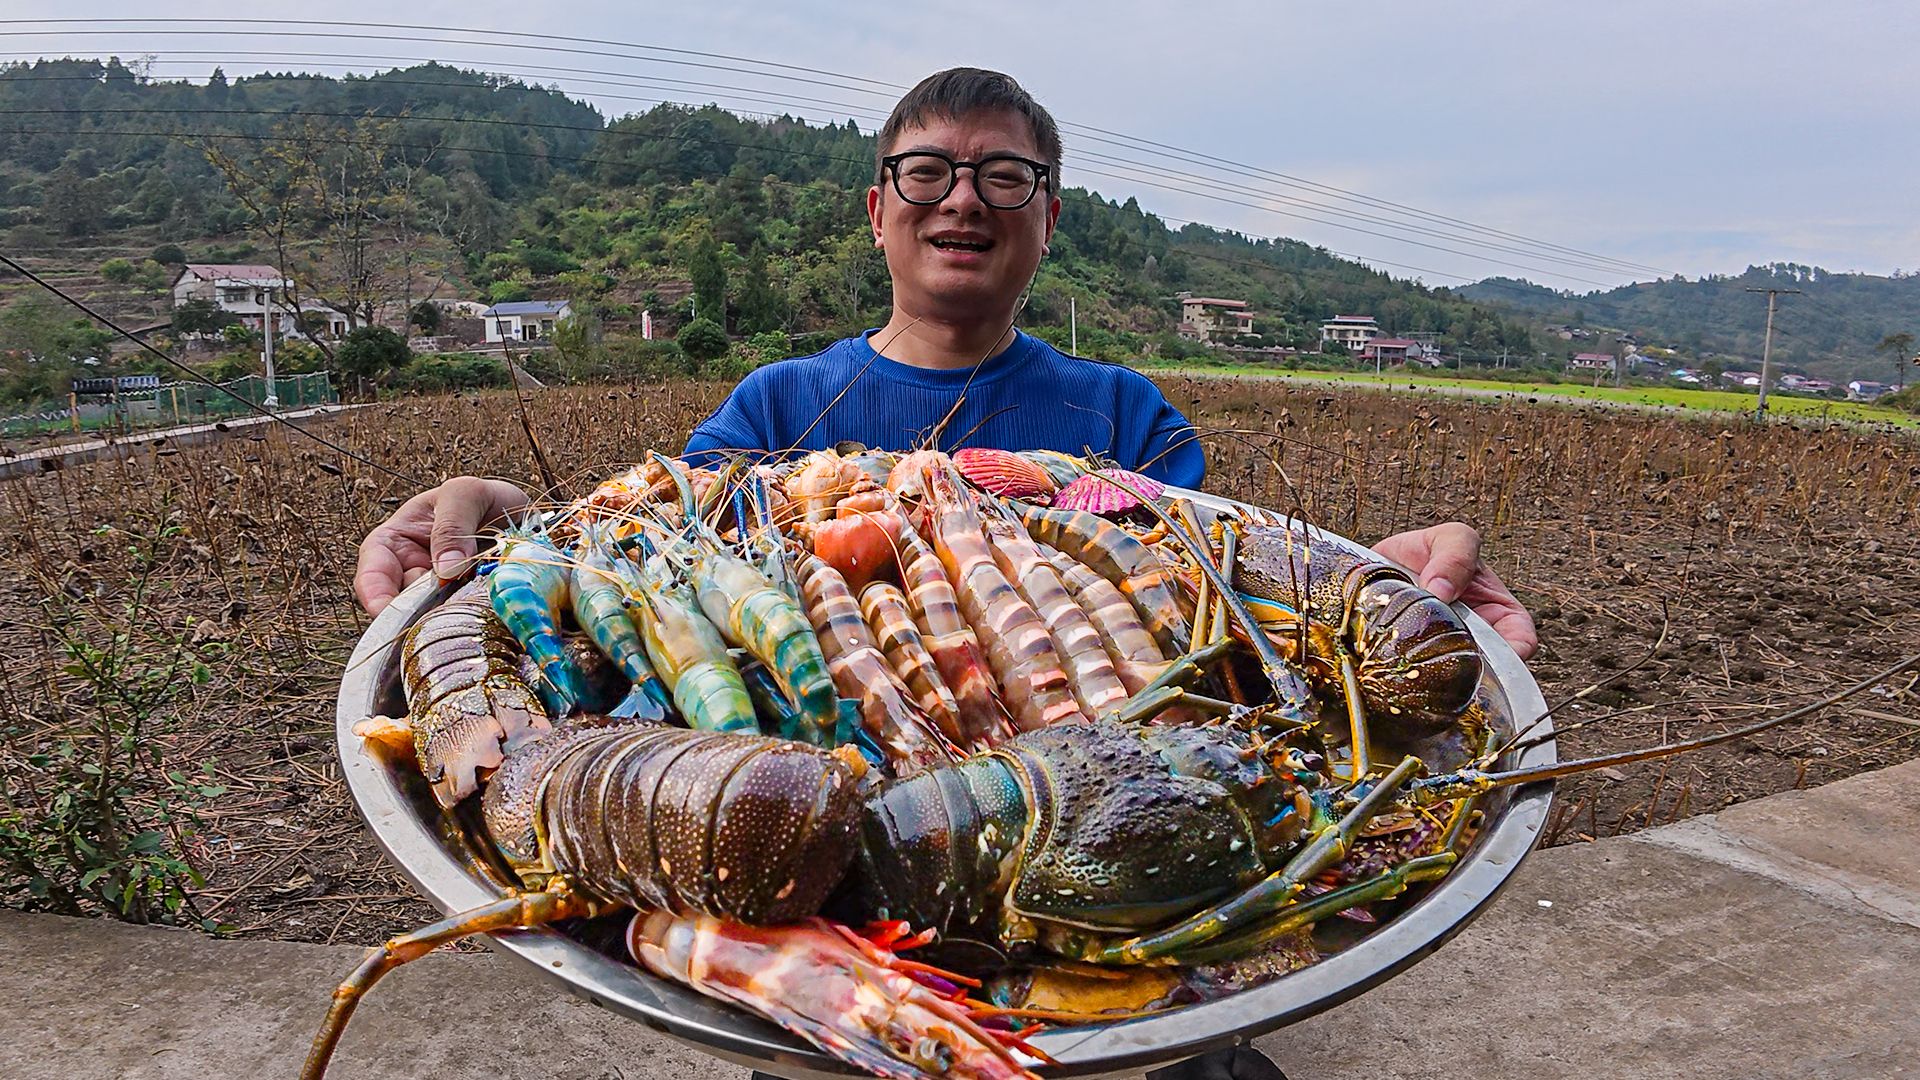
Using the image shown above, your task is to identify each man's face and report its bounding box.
[867,108,1061,325]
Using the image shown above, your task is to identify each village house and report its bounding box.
[1722,370,1763,388]
[1176,295,1257,342]
[1568,352,1615,373]
[482,299,573,343]
[1847,380,1895,402]
[1359,337,1436,367]
[169,263,290,330]
[1319,314,1379,352]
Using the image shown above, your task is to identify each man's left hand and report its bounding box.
[1372,522,1538,661]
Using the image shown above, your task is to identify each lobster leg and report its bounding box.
[303,883,601,1080]
[1336,650,1375,778]
[1173,851,1457,967]
[1079,755,1422,964]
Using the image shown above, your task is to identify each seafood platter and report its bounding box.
[326,447,1556,1080]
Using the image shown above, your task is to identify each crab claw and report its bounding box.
[629,912,1040,1080]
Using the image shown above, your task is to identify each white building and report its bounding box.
[1847,380,1895,401]
[1177,295,1257,342]
[483,300,573,343]
[170,263,291,330]
[1319,314,1380,351]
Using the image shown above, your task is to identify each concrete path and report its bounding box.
[3,759,1916,1080]
[0,403,365,480]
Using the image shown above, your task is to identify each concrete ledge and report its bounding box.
[4,760,1918,1080]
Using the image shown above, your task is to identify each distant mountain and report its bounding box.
[1460,265,1920,382]
[0,59,1540,361]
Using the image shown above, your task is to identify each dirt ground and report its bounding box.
[1,375,1914,948]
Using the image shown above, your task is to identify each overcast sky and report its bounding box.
[10,2,1918,291]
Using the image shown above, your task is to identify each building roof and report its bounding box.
[1182,297,1249,308]
[1323,314,1378,324]
[1368,337,1419,348]
[177,263,287,284]
[1573,352,1614,362]
[483,300,572,317]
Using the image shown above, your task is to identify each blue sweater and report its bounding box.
[683,330,1205,488]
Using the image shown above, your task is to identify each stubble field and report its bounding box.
[1,374,1915,948]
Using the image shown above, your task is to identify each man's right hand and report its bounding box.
[353,477,530,616]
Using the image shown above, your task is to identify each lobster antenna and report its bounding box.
[925,297,1028,451]
[1423,650,1920,799]
[502,336,560,495]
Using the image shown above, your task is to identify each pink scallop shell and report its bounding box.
[1052,469,1165,515]
[952,447,1056,497]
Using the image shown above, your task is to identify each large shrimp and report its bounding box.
[796,553,955,775]
[1017,503,1193,656]
[488,531,587,716]
[923,464,1086,732]
[858,581,967,747]
[894,527,1011,747]
[617,560,758,735]
[689,548,841,745]
[570,533,673,721]
[1041,547,1169,694]
[983,516,1129,719]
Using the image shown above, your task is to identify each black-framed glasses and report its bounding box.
[882,151,1052,210]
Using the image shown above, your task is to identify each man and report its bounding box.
[353,67,1535,1080]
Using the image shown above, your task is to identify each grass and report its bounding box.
[1140,361,1920,429]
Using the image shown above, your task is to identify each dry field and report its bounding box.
[1,375,1915,947]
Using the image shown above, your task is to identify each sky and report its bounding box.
[8,2,1919,292]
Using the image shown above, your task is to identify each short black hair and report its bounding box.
[874,67,1062,190]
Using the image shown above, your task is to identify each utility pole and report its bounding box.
[1745,287,1801,418]
[261,308,279,409]
[1070,295,1078,355]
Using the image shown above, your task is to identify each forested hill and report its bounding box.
[0,58,1537,357]
[1462,266,1920,382]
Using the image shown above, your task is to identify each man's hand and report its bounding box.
[1372,522,1538,661]
[353,477,530,616]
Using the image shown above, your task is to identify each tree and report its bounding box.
[1876,332,1914,389]
[170,298,231,337]
[151,244,187,266]
[734,247,789,334]
[551,309,602,367]
[336,325,413,384]
[676,317,729,363]
[409,300,442,333]
[688,232,728,329]
[99,258,136,284]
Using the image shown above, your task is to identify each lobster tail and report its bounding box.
[488,724,863,924]
[1348,576,1482,731]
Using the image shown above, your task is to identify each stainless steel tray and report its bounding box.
[335,496,1555,1079]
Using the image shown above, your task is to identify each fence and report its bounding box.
[0,373,338,440]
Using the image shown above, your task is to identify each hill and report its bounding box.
[1461,265,1920,383]
[0,58,1539,381]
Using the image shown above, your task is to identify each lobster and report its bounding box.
[838,716,1456,971]
[306,719,1038,1080]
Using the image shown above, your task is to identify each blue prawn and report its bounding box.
[569,530,674,722]
[488,530,587,716]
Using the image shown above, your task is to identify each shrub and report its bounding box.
[487,280,531,305]
[99,257,136,284]
[386,353,511,394]
[336,325,413,382]
[676,317,729,363]
[150,244,186,265]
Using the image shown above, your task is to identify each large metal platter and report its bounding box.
[335,489,1556,1079]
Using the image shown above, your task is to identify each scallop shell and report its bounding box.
[953,447,1056,497]
[1052,469,1165,515]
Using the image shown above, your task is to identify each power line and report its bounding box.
[0,97,1630,287]
[0,19,1670,280]
[1,65,1664,280]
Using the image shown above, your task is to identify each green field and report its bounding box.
[1142,363,1920,429]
